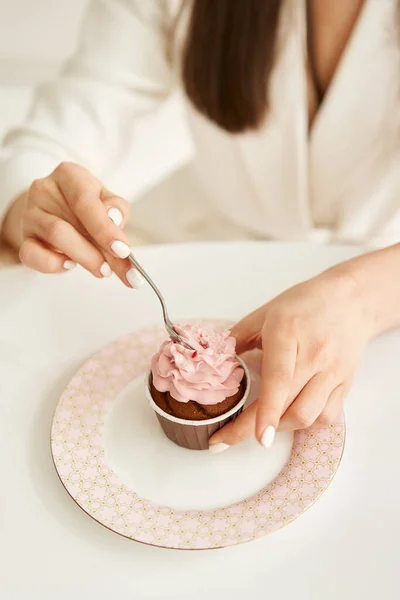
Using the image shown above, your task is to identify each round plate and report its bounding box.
[51,322,345,550]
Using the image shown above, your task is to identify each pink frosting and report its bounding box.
[151,324,244,404]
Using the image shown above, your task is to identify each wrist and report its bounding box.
[1,192,27,251]
[324,247,400,338]
[321,261,380,340]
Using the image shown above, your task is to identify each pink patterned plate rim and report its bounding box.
[50,321,346,550]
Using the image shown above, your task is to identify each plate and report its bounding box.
[51,322,345,550]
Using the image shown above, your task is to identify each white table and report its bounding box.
[1,242,399,600]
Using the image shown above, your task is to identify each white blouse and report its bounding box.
[1,0,400,247]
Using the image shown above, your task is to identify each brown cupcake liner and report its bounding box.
[146,358,250,451]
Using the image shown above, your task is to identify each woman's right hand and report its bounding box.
[1,161,144,288]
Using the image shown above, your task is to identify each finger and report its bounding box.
[53,163,131,259]
[34,177,130,238]
[101,191,130,230]
[283,363,316,413]
[231,306,265,355]
[314,382,347,427]
[278,372,336,432]
[39,215,112,278]
[19,238,75,274]
[208,401,258,452]
[256,332,297,446]
[102,210,144,289]
[101,249,145,289]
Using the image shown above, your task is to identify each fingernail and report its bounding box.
[126,268,144,289]
[63,260,77,270]
[108,207,123,227]
[260,426,275,449]
[209,442,230,454]
[111,240,130,259]
[100,262,112,277]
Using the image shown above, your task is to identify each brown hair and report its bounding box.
[182,0,282,133]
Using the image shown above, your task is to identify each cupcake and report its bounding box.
[146,323,250,450]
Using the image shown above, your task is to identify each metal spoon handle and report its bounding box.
[128,254,173,331]
[128,252,194,350]
[128,253,195,351]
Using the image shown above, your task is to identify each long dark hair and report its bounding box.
[182,0,282,133]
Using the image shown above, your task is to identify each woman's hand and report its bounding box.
[1,161,143,288]
[209,266,376,451]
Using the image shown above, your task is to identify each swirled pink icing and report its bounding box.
[151,324,244,404]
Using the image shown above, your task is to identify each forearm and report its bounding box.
[331,243,400,337]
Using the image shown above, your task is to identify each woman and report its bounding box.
[1,0,400,451]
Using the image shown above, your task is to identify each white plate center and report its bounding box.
[105,375,293,511]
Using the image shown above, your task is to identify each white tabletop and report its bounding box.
[1,242,399,600]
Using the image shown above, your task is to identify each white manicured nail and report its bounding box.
[111,240,131,259]
[100,262,112,277]
[261,426,275,449]
[108,207,123,227]
[209,442,230,454]
[126,268,144,289]
[63,260,77,270]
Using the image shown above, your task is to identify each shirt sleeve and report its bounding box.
[0,0,173,224]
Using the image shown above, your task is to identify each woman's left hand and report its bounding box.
[209,266,375,450]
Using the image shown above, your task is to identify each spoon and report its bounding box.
[128,253,195,351]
